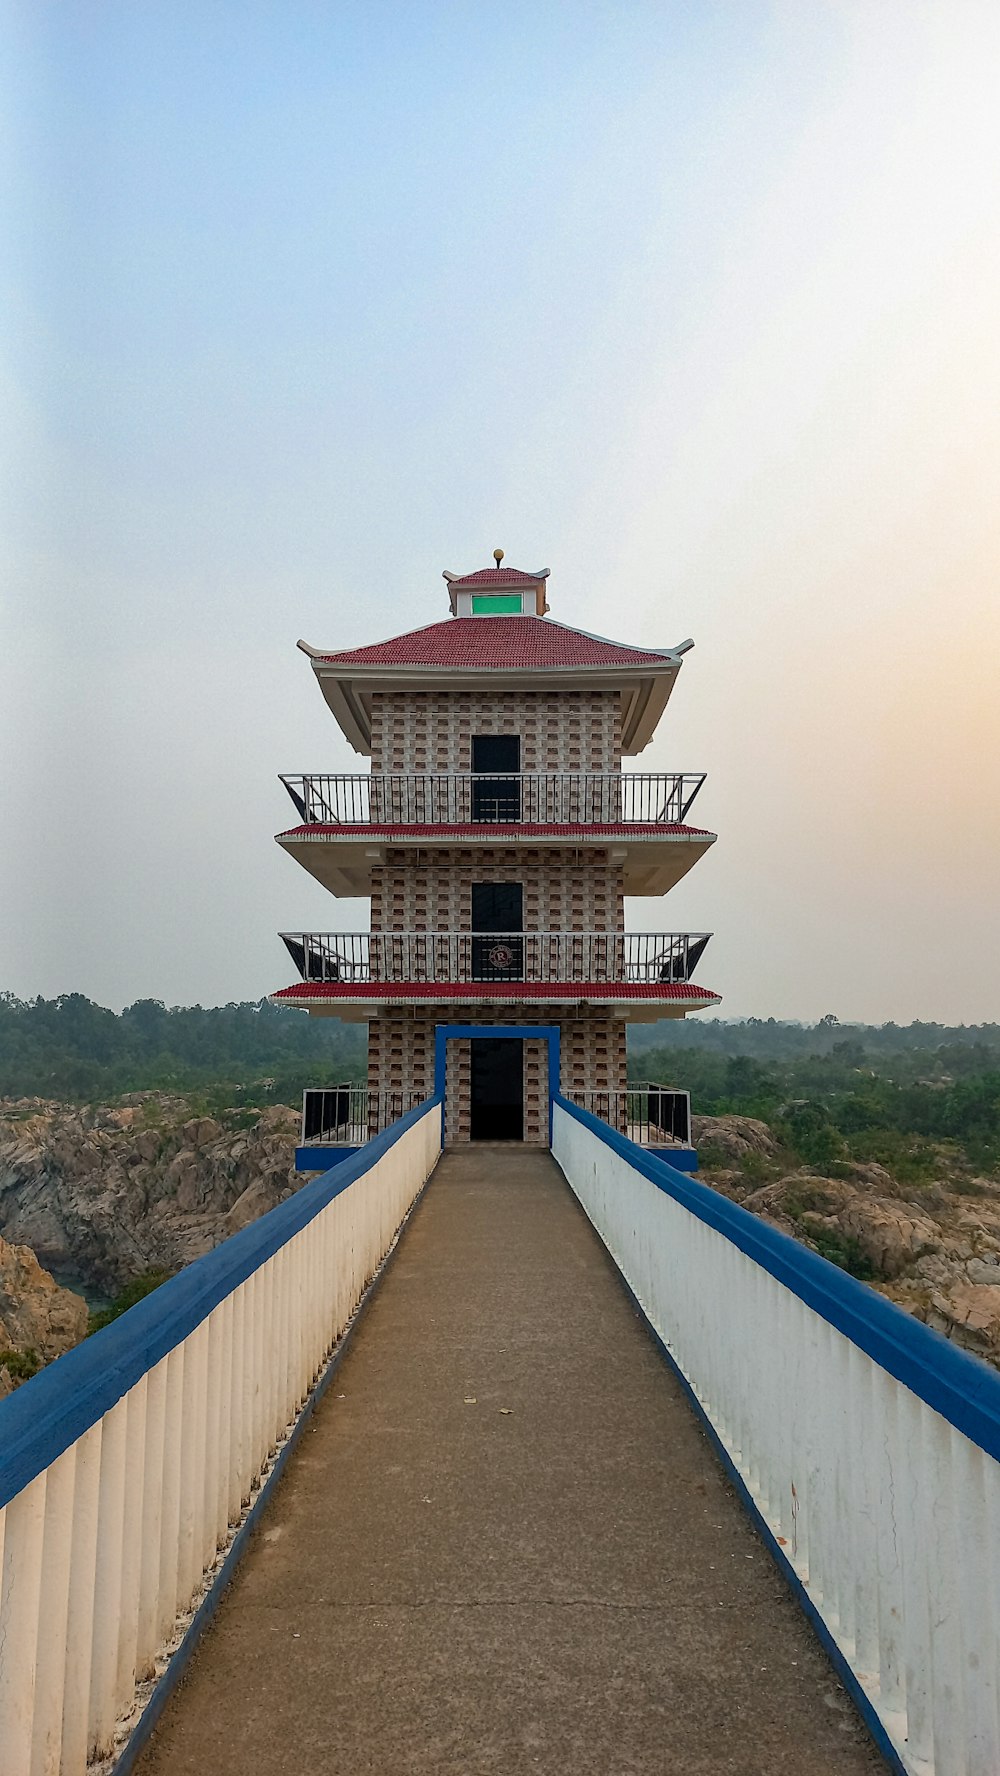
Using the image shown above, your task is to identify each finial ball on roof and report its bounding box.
[493,549,504,567]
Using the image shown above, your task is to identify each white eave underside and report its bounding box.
[306,661,681,757]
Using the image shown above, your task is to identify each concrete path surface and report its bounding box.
[136,1148,886,1776]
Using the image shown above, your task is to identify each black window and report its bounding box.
[471,734,521,822]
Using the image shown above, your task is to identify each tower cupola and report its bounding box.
[442,560,550,618]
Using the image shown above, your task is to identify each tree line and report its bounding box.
[0,993,366,1103]
[630,1028,1000,1177]
[3,996,999,1177]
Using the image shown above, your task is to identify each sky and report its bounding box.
[2,0,999,1024]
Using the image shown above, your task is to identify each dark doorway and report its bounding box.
[472,734,521,822]
[470,1038,524,1140]
[471,881,524,981]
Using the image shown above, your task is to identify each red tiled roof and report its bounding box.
[277,822,714,841]
[315,617,675,670]
[449,567,544,586]
[271,981,720,1003]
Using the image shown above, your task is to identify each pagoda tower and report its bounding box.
[272,561,720,1149]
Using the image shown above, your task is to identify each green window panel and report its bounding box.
[471,594,522,614]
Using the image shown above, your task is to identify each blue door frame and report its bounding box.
[434,1024,561,1145]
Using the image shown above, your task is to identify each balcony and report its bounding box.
[280,771,706,826]
[276,773,716,897]
[272,930,720,1022]
[297,1083,696,1165]
[564,1085,694,1154]
[301,1085,425,1147]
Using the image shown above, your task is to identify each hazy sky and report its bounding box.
[3,1,999,1024]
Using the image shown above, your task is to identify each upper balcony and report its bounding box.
[276,772,716,897]
[271,930,720,1023]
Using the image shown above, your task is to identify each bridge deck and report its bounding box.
[136,1149,885,1775]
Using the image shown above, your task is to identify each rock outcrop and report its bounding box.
[0,1096,304,1298]
[695,1115,1000,1369]
[692,1115,779,1166]
[0,1234,88,1394]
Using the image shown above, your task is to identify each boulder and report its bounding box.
[224,1178,282,1233]
[839,1196,939,1279]
[181,1117,223,1148]
[925,1283,1000,1362]
[693,1116,780,1167]
[0,1234,88,1362]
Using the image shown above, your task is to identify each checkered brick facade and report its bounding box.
[366,688,629,1143]
[369,689,621,775]
[369,848,624,934]
[368,1010,626,1146]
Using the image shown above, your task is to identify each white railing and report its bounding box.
[280,930,712,986]
[0,1098,442,1776]
[565,1084,693,1148]
[280,771,707,826]
[552,1098,1000,1776]
[301,1085,425,1146]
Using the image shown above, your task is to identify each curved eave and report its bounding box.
[269,980,722,1026]
[306,660,681,757]
[275,824,717,898]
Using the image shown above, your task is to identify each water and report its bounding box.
[47,1267,112,1316]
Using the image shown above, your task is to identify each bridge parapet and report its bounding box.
[553,1096,1000,1776]
[0,1097,442,1776]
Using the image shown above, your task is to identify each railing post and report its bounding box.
[115,1377,149,1725]
[88,1393,129,1759]
[58,1421,102,1776]
[31,1444,77,1776]
[137,1356,168,1682]
[157,1343,185,1643]
[0,1474,46,1776]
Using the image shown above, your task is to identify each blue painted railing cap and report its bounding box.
[554,1094,1000,1462]
[0,1097,442,1511]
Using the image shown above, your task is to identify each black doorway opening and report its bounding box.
[472,734,521,822]
[470,1038,524,1141]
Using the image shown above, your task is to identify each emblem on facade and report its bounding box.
[488,943,515,970]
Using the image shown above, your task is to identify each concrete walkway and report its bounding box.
[136,1149,886,1776]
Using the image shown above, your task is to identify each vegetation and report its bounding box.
[88,1268,176,1336]
[630,1017,1000,1180]
[3,994,999,1188]
[0,993,365,1104]
[0,1347,41,1381]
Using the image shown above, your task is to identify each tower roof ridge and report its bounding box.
[303,614,683,669]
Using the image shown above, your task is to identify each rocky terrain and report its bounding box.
[0,1092,304,1316]
[3,1093,1000,1387]
[0,1235,88,1396]
[694,1114,1000,1367]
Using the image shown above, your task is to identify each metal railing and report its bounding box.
[566,1085,692,1147]
[280,771,706,826]
[281,930,712,986]
[301,1085,425,1146]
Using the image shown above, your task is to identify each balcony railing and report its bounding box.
[280,772,706,827]
[565,1085,692,1148]
[301,1084,693,1149]
[301,1085,425,1145]
[281,931,711,986]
